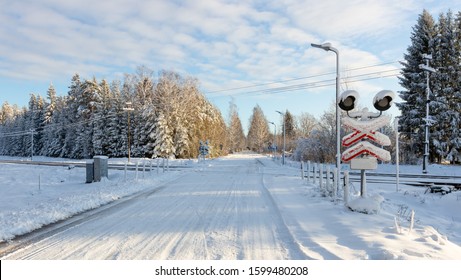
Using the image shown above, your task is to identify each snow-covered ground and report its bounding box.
[1,153,461,259]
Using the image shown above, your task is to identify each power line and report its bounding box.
[206,67,401,99]
[205,60,401,96]
[0,111,124,139]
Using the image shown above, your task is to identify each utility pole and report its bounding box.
[123,102,134,163]
[419,54,436,174]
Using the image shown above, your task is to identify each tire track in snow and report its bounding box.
[256,159,311,260]
[0,173,187,259]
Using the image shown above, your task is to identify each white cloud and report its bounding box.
[278,0,419,41]
[0,0,454,121]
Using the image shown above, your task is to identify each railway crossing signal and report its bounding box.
[338,90,395,198]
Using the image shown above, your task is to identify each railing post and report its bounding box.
[301,161,305,180]
[143,160,146,178]
[319,164,323,189]
[344,170,349,206]
[313,163,317,184]
[333,168,338,199]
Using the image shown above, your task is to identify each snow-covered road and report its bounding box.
[3,153,461,260]
[4,156,305,260]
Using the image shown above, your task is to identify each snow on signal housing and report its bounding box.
[338,90,359,112]
[373,90,395,112]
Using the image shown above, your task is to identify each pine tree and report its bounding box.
[47,97,67,157]
[25,94,46,157]
[92,79,112,156]
[107,80,127,157]
[73,77,101,158]
[432,11,461,163]
[153,112,175,158]
[62,74,82,158]
[41,84,57,156]
[397,9,436,163]
[283,110,297,152]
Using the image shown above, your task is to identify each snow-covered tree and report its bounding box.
[247,105,270,152]
[397,10,436,163]
[61,73,82,158]
[40,84,57,156]
[431,11,461,163]
[0,68,230,160]
[92,79,112,156]
[152,112,175,158]
[106,80,128,157]
[227,99,246,153]
[283,110,297,152]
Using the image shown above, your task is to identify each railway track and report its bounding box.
[0,159,193,171]
[347,171,461,189]
[2,159,460,188]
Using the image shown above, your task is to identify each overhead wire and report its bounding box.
[205,61,401,99]
[0,111,125,138]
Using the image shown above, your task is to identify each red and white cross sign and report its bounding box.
[342,115,391,147]
[341,115,391,162]
[342,141,391,162]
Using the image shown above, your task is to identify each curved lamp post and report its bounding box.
[269,121,277,158]
[311,42,341,194]
[276,111,286,165]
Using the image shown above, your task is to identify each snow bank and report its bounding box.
[348,194,384,214]
[0,160,186,242]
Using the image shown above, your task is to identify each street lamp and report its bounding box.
[276,111,286,165]
[419,54,436,174]
[311,42,341,194]
[123,102,134,163]
[269,121,277,158]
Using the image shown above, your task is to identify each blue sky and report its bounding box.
[0,0,459,132]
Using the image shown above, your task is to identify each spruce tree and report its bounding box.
[62,74,82,158]
[432,11,461,163]
[41,84,57,156]
[153,112,175,158]
[397,9,436,163]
